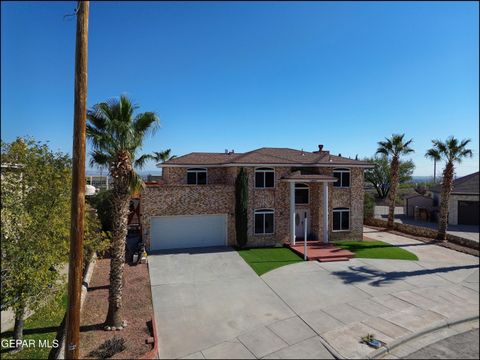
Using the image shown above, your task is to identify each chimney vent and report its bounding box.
[225,149,228,154]
[318,144,324,152]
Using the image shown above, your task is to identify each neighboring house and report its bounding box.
[140,146,373,251]
[404,193,434,219]
[429,172,479,226]
[86,175,110,191]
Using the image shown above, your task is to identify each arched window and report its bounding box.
[295,183,309,204]
[333,207,350,231]
[187,168,207,185]
[254,209,275,234]
[333,168,350,188]
[255,168,275,188]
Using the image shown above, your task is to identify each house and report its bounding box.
[140,146,373,251]
[404,193,435,219]
[429,172,479,226]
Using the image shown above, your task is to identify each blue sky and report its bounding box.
[2,1,478,176]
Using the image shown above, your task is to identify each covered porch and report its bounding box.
[282,172,354,262]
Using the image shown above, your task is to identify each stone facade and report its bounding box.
[141,166,366,248]
[140,184,235,248]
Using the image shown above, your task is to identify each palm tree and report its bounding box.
[376,134,414,229]
[151,149,176,164]
[425,137,472,240]
[86,95,159,327]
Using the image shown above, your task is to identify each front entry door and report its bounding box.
[295,209,310,239]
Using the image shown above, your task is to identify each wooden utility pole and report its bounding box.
[66,1,89,358]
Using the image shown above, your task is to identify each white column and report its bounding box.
[323,182,329,244]
[290,181,295,245]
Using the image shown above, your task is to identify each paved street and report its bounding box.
[149,228,479,359]
[405,328,479,359]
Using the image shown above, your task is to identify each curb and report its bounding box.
[367,314,480,359]
[140,259,159,359]
[56,254,98,359]
[140,317,159,359]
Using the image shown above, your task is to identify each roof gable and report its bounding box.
[430,172,479,195]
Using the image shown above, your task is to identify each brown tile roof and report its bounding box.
[163,147,372,167]
[430,172,479,195]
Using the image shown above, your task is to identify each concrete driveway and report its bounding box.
[261,228,479,358]
[148,247,334,359]
[149,230,479,359]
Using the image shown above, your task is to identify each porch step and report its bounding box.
[317,257,350,262]
[287,242,354,262]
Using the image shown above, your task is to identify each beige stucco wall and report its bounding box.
[142,166,366,248]
[448,194,480,225]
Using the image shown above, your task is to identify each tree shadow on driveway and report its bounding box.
[331,264,479,287]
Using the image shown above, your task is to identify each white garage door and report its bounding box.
[150,215,227,251]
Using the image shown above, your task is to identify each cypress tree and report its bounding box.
[235,167,248,247]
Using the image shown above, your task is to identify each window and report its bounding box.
[295,183,309,204]
[333,168,350,188]
[255,168,275,188]
[333,207,350,231]
[187,168,207,185]
[254,209,274,234]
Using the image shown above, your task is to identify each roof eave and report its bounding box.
[160,163,374,168]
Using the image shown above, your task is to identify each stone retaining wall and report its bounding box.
[364,218,479,250]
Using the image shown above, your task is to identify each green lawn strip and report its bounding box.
[335,240,419,261]
[237,247,303,275]
[0,288,67,359]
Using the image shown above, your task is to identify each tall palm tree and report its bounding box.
[376,134,414,229]
[151,149,176,164]
[425,137,472,240]
[86,95,159,327]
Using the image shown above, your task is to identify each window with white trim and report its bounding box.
[333,207,350,231]
[254,209,274,234]
[187,168,207,185]
[255,168,275,188]
[333,168,350,188]
[295,183,309,204]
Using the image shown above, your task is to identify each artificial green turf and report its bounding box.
[0,288,67,359]
[335,240,419,261]
[237,247,303,275]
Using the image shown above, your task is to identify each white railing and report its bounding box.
[304,216,308,260]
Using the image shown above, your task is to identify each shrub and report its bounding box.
[84,206,110,267]
[235,167,248,247]
[364,192,375,220]
[87,189,113,233]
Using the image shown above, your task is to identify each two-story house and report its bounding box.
[140,146,372,251]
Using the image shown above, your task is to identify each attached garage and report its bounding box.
[149,214,227,251]
[458,201,480,225]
